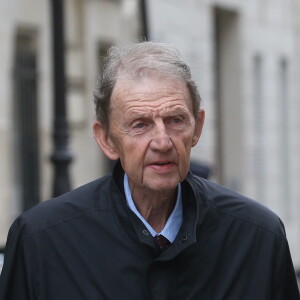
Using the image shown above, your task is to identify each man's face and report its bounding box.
[95,76,204,193]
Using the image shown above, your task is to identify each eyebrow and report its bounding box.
[124,109,150,120]
[126,106,189,120]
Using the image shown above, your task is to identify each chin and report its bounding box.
[147,180,179,192]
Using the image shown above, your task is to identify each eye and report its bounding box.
[167,116,184,125]
[171,117,183,124]
[133,122,146,129]
[130,119,151,134]
[165,114,189,130]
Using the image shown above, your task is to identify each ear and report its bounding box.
[192,109,205,147]
[93,121,120,160]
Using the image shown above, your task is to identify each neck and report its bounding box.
[129,185,177,233]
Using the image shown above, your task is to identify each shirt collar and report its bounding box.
[124,174,183,242]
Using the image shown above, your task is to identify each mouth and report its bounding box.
[152,161,171,166]
[147,161,176,171]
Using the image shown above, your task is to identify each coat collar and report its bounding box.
[109,160,213,259]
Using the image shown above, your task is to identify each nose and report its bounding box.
[149,121,173,152]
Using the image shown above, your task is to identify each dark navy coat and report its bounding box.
[0,163,299,299]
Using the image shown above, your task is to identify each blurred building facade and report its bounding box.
[0,0,141,247]
[0,0,299,272]
[146,0,300,268]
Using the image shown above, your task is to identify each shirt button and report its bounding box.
[142,229,150,236]
[181,235,188,242]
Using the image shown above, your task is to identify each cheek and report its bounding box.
[172,136,193,170]
[120,139,149,168]
[172,133,194,153]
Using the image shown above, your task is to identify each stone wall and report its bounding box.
[0,0,140,246]
[147,0,300,268]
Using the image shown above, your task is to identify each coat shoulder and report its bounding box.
[12,175,112,238]
[191,176,286,240]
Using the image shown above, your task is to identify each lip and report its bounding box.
[147,161,176,172]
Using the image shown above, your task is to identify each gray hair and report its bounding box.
[93,41,202,129]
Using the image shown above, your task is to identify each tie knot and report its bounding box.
[154,234,171,251]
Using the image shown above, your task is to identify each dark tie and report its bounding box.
[154,234,171,251]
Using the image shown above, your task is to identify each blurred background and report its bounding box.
[0,0,299,278]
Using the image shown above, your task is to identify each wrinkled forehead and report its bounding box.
[110,75,192,110]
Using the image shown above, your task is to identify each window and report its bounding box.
[278,58,291,218]
[253,54,266,203]
[96,41,116,174]
[13,29,40,211]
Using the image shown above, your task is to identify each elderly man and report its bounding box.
[0,42,299,299]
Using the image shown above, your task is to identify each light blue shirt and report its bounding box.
[124,174,183,242]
